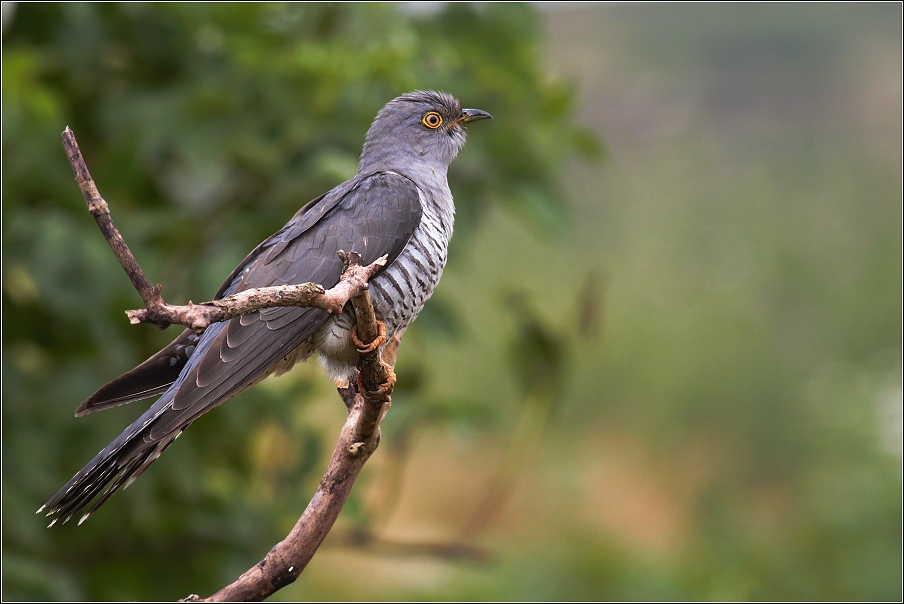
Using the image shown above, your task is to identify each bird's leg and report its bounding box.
[350,319,387,354]
[357,364,396,398]
[370,333,401,416]
[380,332,403,368]
[335,382,357,411]
[351,320,396,398]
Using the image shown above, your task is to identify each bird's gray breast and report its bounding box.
[314,179,454,380]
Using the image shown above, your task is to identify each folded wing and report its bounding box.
[44,171,422,524]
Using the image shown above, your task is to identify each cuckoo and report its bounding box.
[41,91,491,525]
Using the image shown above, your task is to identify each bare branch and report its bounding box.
[62,128,396,602]
[200,391,382,601]
[61,127,167,326]
[124,255,388,333]
[63,127,390,333]
[201,253,394,603]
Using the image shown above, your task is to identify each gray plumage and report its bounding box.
[41,91,491,525]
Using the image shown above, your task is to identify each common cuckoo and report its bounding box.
[42,91,491,525]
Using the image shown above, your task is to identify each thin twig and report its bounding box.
[124,256,387,333]
[61,127,168,326]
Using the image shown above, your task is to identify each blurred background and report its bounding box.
[2,3,901,601]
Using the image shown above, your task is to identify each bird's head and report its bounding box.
[358,90,492,176]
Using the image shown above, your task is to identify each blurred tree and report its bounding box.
[1,3,597,600]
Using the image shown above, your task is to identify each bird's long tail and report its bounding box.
[39,396,184,526]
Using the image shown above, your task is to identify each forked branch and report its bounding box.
[62,128,395,602]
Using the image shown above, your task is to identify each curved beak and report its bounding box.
[459,108,493,124]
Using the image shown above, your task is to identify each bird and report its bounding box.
[41,90,491,526]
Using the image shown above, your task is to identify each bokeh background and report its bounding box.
[2,3,901,601]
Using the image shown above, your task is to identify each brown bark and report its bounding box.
[62,128,395,602]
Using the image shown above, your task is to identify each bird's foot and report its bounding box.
[350,319,387,354]
[350,319,394,399]
[357,363,395,398]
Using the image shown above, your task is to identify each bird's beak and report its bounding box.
[458,108,493,124]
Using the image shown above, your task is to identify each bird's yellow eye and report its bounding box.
[422,111,443,129]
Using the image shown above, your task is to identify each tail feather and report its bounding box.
[45,321,230,524]
[44,461,119,525]
[76,439,175,525]
[42,396,180,524]
[74,329,200,417]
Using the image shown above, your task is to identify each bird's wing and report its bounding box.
[157,170,423,433]
[73,190,338,417]
[73,170,416,415]
[44,171,422,523]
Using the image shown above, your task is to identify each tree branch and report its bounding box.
[124,257,387,333]
[192,262,393,602]
[62,128,395,602]
[61,127,390,332]
[61,127,164,323]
